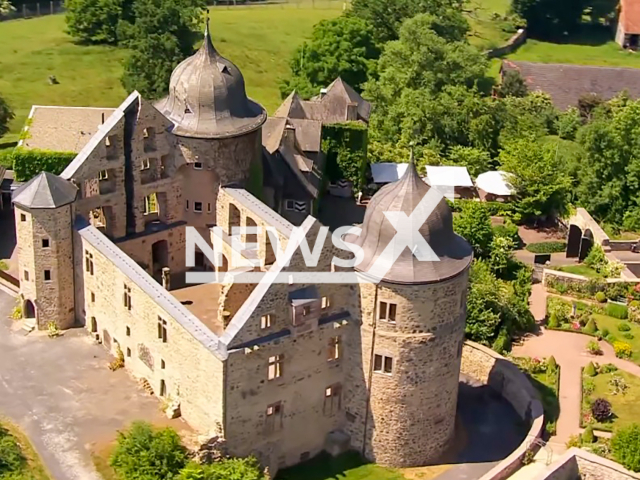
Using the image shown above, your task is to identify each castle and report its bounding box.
[12,25,472,473]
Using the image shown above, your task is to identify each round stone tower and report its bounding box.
[13,172,77,330]
[345,159,473,467]
[156,22,266,186]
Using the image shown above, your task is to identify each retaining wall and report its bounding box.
[461,341,545,480]
[487,29,527,58]
[536,448,640,480]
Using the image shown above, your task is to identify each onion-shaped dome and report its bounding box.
[156,23,267,139]
[346,157,473,284]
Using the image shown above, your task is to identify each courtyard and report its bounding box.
[0,288,186,480]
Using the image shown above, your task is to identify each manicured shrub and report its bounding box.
[525,241,566,254]
[492,329,512,354]
[606,303,629,320]
[599,363,619,374]
[584,318,598,334]
[612,424,640,472]
[607,333,618,343]
[600,327,610,338]
[492,221,520,244]
[11,148,76,182]
[110,421,188,480]
[547,356,558,371]
[584,361,597,377]
[618,322,631,332]
[614,341,633,359]
[582,425,595,444]
[595,292,607,303]
[547,314,559,328]
[565,434,581,448]
[624,332,635,340]
[586,340,602,355]
[591,398,613,422]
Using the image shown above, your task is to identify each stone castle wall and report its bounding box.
[346,270,469,467]
[74,231,225,435]
[536,448,640,480]
[15,204,75,329]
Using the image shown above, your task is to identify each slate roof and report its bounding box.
[621,0,640,33]
[12,171,77,209]
[345,158,473,284]
[156,23,266,138]
[502,60,640,110]
[21,106,116,153]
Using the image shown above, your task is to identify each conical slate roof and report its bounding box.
[156,22,267,139]
[13,171,77,209]
[346,158,472,284]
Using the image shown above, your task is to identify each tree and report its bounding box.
[0,94,14,139]
[489,236,515,275]
[351,0,467,43]
[0,0,15,15]
[511,0,586,39]
[499,138,571,220]
[612,423,640,471]
[65,0,125,44]
[121,33,185,100]
[497,69,527,98]
[178,457,264,480]
[453,201,494,258]
[110,421,188,480]
[555,107,582,140]
[280,16,380,99]
[445,145,494,177]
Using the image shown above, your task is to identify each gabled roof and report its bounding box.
[12,171,77,209]
[425,166,473,187]
[287,119,322,152]
[273,91,307,119]
[621,0,640,34]
[501,60,640,110]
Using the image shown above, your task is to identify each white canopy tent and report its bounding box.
[425,166,473,188]
[475,171,515,196]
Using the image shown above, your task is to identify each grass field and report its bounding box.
[466,0,512,49]
[582,370,640,432]
[0,2,343,144]
[554,264,603,279]
[593,313,640,365]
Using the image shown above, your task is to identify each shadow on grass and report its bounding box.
[276,451,404,480]
[529,24,614,47]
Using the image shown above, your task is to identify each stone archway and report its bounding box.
[228,203,241,235]
[579,229,594,262]
[566,224,582,258]
[23,299,35,319]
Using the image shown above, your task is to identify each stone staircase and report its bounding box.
[139,378,154,395]
[22,318,36,334]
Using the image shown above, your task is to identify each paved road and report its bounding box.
[0,289,173,480]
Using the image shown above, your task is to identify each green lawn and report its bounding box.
[466,0,512,50]
[554,265,602,279]
[582,370,640,432]
[276,451,407,480]
[592,313,640,365]
[0,3,342,144]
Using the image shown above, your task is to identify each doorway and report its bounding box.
[152,240,169,277]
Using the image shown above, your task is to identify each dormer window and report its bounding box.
[289,286,320,329]
[217,62,230,74]
[184,106,192,114]
[98,170,108,180]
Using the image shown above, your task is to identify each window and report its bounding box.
[90,291,95,303]
[185,200,189,210]
[378,301,397,323]
[324,383,342,415]
[126,326,131,337]
[373,354,393,374]
[23,270,29,281]
[85,250,94,275]
[285,200,295,211]
[44,270,51,281]
[42,238,50,248]
[159,379,166,397]
[268,354,283,380]
[105,136,112,147]
[207,203,212,213]
[194,162,203,170]
[157,317,167,343]
[123,284,132,311]
[303,305,311,316]
[265,401,283,433]
[126,347,131,357]
[144,193,158,215]
[20,214,26,222]
[98,170,108,180]
[328,336,341,361]
[141,158,150,170]
[194,202,203,212]
[161,359,166,369]
[321,296,330,309]
[261,314,272,329]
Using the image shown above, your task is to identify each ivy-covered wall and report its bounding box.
[11,148,76,182]
[321,121,368,191]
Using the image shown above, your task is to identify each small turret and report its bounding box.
[13,172,77,330]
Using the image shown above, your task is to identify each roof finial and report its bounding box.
[204,10,210,38]
[409,141,415,167]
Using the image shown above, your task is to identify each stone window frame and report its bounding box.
[373,353,393,375]
[90,291,95,303]
[157,316,168,343]
[144,193,159,215]
[161,359,166,369]
[260,314,272,330]
[126,326,131,337]
[327,336,341,361]
[84,250,94,275]
[268,354,283,380]
[378,300,397,323]
[265,401,283,434]
[41,238,50,248]
[44,270,51,282]
[123,284,132,311]
[323,383,342,416]
[185,200,189,211]
[194,162,203,170]
[98,169,109,180]
[126,347,131,357]
[141,157,151,170]
[20,213,26,222]
[23,270,29,281]
[194,202,203,213]
[207,203,212,213]
[321,296,330,310]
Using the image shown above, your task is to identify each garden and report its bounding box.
[546,296,638,364]
[511,356,559,435]
[581,366,640,433]
[0,420,50,480]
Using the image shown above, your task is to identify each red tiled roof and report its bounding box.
[621,0,640,34]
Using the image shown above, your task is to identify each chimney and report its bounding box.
[162,267,171,290]
[282,124,297,150]
[319,87,328,98]
[346,102,358,121]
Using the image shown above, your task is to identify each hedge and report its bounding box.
[449,199,519,221]
[525,241,566,254]
[11,148,76,182]
[322,122,368,191]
